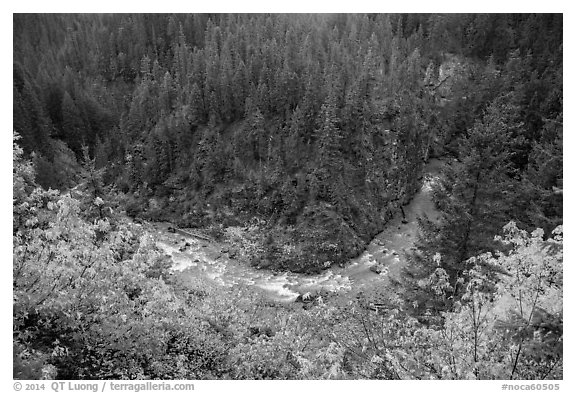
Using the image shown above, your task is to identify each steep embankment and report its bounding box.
[148,158,447,303]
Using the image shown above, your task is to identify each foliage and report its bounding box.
[397,90,561,315]
[12,136,563,379]
[12,141,338,379]
[13,13,563,379]
[327,222,562,380]
[13,13,562,272]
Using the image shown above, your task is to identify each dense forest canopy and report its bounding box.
[13,13,562,380]
[13,13,562,271]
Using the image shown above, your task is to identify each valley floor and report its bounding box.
[148,159,448,304]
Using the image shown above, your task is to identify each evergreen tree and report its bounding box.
[60,91,86,156]
[13,13,563,276]
[313,70,344,203]
[13,63,54,159]
[400,95,525,313]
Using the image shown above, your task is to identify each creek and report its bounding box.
[151,159,446,303]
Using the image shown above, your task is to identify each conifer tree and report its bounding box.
[400,95,525,313]
[313,70,344,203]
[61,91,86,156]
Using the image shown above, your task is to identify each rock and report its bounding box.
[249,326,274,338]
[296,291,317,303]
[221,248,229,253]
[167,226,176,233]
[178,242,191,252]
[201,244,208,248]
[402,219,409,224]
[370,264,389,275]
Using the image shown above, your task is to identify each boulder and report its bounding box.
[248,326,274,338]
[178,242,192,252]
[369,263,388,275]
[295,291,315,303]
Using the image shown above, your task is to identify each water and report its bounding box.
[154,159,445,302]
[155,230,356,302]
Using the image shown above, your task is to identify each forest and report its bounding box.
[13,13,562,380]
